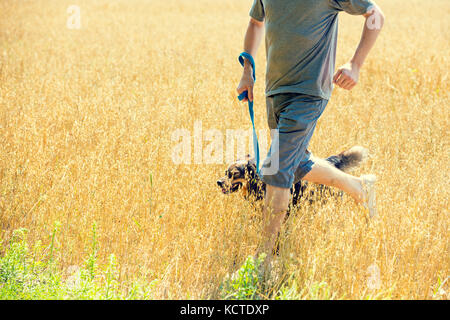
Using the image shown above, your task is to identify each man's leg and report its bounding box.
[303,155,364,203]
[294,151,377,213]
[258,93,327,264]
[259,184,290,258]
[294,153,377,217]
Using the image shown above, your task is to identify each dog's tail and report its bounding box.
[326,146,369,172]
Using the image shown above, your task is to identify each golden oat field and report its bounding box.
[0,0,449,299]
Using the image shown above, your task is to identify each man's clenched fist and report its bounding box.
[333,62,360,91]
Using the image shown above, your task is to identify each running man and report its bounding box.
[237,0,385,260]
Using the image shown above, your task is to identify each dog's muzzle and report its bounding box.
[217,179,228,194]
[217,179,242,194]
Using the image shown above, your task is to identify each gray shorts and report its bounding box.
[260,93,328,189]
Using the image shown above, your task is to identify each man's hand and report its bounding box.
[333,61,360,91]
[237,64,255,102]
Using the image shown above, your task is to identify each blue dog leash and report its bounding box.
[237,52,260,174]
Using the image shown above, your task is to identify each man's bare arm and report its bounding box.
[334,4,385,90]
[237,18,265,102]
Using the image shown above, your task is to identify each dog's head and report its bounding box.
[217,155,258,195]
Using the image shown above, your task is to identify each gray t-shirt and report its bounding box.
[250,0,374,100]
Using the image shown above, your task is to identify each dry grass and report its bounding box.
[0,0,448,299]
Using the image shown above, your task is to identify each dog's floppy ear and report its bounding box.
[245,158,257,177]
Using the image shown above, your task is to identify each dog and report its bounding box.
[217,146,368,208]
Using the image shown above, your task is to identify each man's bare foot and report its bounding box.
[360,174,377,218]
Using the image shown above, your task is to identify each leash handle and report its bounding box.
[237,52,260,174]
